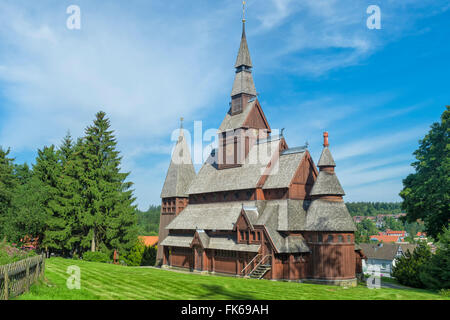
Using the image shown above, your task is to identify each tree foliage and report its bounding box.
[0,147,17,237]
[0,112,138,260]
[346,202,403,216]
[400,106,450,239]
[392,243,432,288]
[136,205,161,236]
[419,225,450,290]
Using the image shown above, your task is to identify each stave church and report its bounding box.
[156,17,365,286]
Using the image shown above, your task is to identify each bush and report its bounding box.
[82,251,110,263]
[419,225,450,290]
[0,238,36,265]
[142,245,157,266]
[124,241,145,266]
[392,243,432,288]
[123,240,157,266]
[439,289,450,297]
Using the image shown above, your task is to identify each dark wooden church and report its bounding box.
[157,19,364,286]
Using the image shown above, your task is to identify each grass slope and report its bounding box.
[18,258,447,300]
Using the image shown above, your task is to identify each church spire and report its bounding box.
[234,21,253,69]
[310,133,345,198]
[231,7,257,102]
[160,120,196,198]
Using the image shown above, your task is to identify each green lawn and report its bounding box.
[17,258,448,300]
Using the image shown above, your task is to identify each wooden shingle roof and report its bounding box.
[160,130,196,198]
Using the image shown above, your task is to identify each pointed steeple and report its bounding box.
[231,20,257,98]
[160,119,196,198]
[305,132,356,232]
[318,132,336,168]
[235,22,253,69]
[310,133,345,197]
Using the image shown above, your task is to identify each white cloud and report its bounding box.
[0,0,446,208]
[332,127,426,161]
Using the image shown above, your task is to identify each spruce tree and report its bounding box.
[9,165,49,243]
[0,147,17,239]
[34,145,72,255]
[77,111,138,256]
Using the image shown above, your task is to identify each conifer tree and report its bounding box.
[33,145,72,255]
[8,164,48,243]
[77,111,138,255]
[0,147,17,239]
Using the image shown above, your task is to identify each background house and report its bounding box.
[359,243,417,277]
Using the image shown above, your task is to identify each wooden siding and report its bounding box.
[288,153,317,200]
[307,232,356,280]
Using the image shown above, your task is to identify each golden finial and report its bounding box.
[242,1,246,23]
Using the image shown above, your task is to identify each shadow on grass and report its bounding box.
[197,284,257,300]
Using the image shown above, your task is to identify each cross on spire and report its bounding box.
[242,1,246,23]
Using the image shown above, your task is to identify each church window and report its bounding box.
[328,235,333,243]
[257,232,261,241]
[338,235,343,243]
[347,235,351,243]
[318,234,323,242]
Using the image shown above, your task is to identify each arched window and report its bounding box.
[347,235,351,243]
[328,235,333,243]
[318,234,323,242]
[338,235,343,243]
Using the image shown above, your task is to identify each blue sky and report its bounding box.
[0,0,449,210]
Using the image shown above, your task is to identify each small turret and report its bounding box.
[157,118,196,262]
[305,132,355,232]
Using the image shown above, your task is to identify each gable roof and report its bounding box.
[187,138,282,195]
[192,230,210,248]
[262,151,306,189]
[138,236,159,247]
[219,100,256,133]
[161,233,260,253]
[160,130,196,198]
[359,243,401,261]
[370,235,403,243]
[166,201,256,231]
[218,99,270,133]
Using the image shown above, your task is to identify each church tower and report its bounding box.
[217,18,271,169]
[231,20,257,115]
[156,120,196,262]
[305,132,357,280]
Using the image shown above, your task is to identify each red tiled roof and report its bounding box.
[416,232,427,237]
[384,230,406,236]
[370,235,402,243]
[139,236,159,247]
